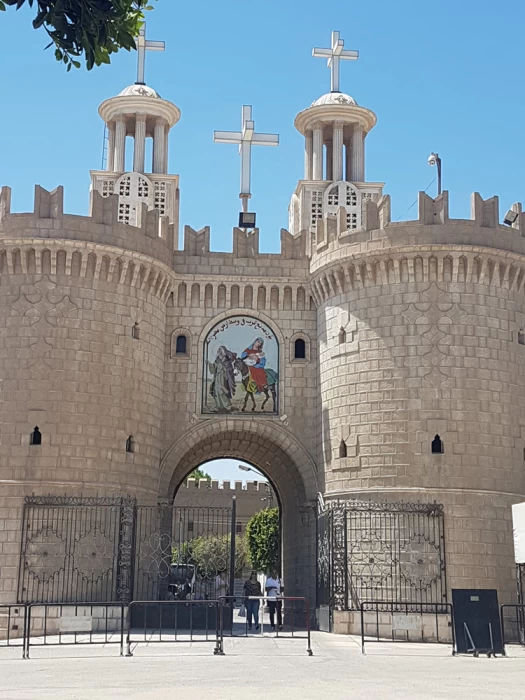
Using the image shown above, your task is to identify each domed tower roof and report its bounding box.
[311,92,357,107]
[90,23,181,231]
[118,84,162,99]
[288,30,384,238]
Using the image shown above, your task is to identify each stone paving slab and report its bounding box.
[0,632,524,699]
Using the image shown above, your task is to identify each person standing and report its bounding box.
[265,570,283,631]
[243,572,262,631]
[215,570,228,601]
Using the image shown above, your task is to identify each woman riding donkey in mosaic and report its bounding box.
[234,337,278,412]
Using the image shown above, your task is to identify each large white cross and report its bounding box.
[214,105,279,210]
[312,30,358,93]
[135,24,165,85]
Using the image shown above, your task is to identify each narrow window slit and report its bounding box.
[431,435,443,454]
[30,427,42,446]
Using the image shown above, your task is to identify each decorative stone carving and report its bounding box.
[401,282,467,387]
[12,276,77,373]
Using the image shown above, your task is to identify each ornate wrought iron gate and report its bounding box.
[18,496,236,607]
[316,498,447,623]
[133,503,236,602]
[18,496,135,604]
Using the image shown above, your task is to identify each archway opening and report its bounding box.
[172,458,281,610]
[159,422,318,612]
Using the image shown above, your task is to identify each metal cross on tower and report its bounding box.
[214,105,279,212]
[135,24,165,85]
[312,30,358,93]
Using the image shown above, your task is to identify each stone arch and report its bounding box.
[230,285,240,307]
[159,417,318,601]
[170,327,191,359]
[290,331,310,362]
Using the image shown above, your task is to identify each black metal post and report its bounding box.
[229,497,237,600]
[437,156,442,196]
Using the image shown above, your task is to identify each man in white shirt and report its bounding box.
[265,570,283,631]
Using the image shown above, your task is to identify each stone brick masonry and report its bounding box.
[0,178,524,618]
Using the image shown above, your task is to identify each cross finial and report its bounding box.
[312,30,358,93]
[135,23,165,85]
[214,105,279,211]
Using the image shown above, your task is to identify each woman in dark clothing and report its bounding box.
[243,572,262,631]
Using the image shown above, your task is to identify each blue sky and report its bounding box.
[1,1,524,479]
[1,0,524,252]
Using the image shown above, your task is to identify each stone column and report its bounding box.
[304,131,313,180]
[163,125,169,174]
[106,122,116,172]
[153,118,166,174]
[332,122,344,182]
[133,115,147,173]
[114,117,126,172]
[312,124,323,181]
[351,125,365,182]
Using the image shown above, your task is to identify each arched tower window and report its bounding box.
[431,435,443,454]
[126,435,135,453]
[339,328,346,344]
[132,322,140,339]
[30,427,42,446]
[339,440,347,458]
[323,181,362,232]
[294,338,306,360]
[115,172,154,226]
[176,335,187,354]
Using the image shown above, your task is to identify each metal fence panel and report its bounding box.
[18,496,135,604]
[316,499,447,617]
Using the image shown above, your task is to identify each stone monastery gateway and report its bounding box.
[0,29,524,634]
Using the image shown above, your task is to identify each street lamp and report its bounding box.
[238,464,274,508]
[428,152,442,196]
[238,464,264,477]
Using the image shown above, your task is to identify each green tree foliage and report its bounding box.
[245,507,279,573]
[173,534,249,579]
[188,468,211,481]
[0,0,154,71]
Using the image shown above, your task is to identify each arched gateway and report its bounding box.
[159,418,318,603]
[2,28,524,644]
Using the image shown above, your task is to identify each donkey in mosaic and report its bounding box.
[233,357,278,412]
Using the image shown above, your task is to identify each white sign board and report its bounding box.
[59,616,93,633]
[392,613,422,631]
[512,502,525,564]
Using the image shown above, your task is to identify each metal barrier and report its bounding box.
[26,603,126,658]
[0,604,27,659]
[360,602,455,655]
[126,600,224,656]
[220,595,313,656]
[501,604,525,652]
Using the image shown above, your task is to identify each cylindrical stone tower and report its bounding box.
[310,188,525,603]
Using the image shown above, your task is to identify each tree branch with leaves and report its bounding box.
[0,0,155,70]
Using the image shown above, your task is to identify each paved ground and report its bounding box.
[1,631,524,700]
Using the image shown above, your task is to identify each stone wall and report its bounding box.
[175,478,277,534]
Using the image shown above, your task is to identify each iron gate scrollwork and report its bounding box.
[18,496,237,608]
[316,497,447,620]
[133,503,235,602]
[18,495,136,604]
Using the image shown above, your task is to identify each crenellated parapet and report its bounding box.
[0,185,176,267]
[309,190,525,303]
[181,224,307,261]
[0,185,174,302]
[181,478,275,494]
